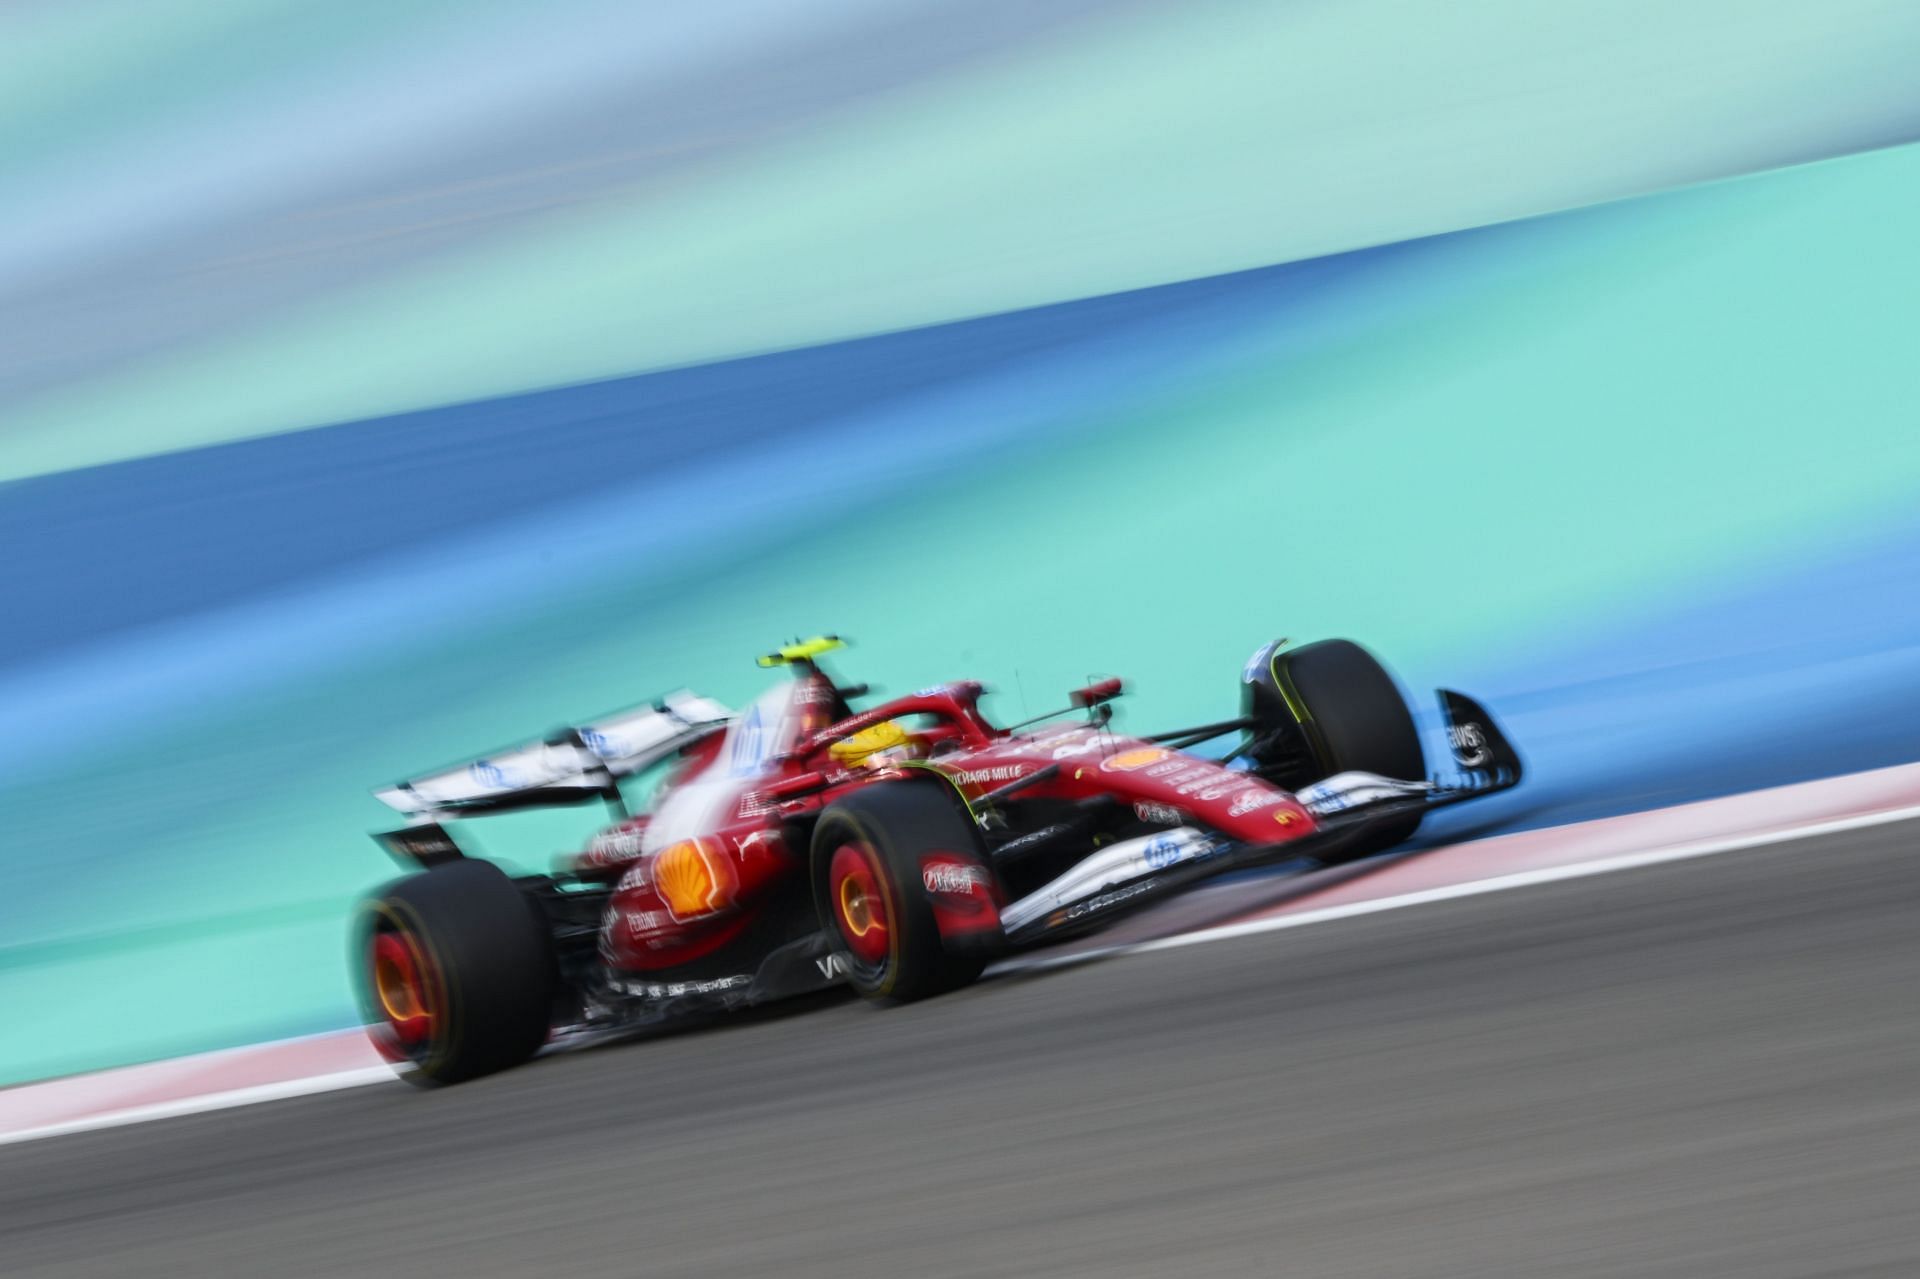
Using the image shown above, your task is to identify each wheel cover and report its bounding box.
[828,841,892,965]
[370,930,434,1046]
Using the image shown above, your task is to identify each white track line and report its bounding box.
[1128,801,1920,958]
[9,799,1919,1150]
[0,1066,397,1149]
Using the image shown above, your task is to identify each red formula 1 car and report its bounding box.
[358,636,1520,1084]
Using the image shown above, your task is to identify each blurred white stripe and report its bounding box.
[0,0,903,291]
[1134,802,1920,958]
[0,1066,397,1149]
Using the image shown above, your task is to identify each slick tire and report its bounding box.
[355,859,557,1086]
[812,783,992,1003]
[1277,639,1426,854]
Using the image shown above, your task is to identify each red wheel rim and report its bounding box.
[828,842,891,965]
[370,930,433,1047]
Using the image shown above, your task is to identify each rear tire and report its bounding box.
[812,783,992,1003]
[355,859,557,1086]
[1260,639,1426,854]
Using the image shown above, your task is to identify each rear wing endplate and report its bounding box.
[374,821,465,869]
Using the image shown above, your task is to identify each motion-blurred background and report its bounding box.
[3,0,1918,1086]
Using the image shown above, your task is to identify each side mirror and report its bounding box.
[1070,677,1125,709]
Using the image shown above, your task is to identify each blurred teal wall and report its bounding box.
[3,2,1919,1085]
[6,140,1920,1084]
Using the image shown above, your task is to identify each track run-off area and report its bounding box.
[2,765,1916,1276]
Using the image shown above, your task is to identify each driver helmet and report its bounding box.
[828,720,928,769]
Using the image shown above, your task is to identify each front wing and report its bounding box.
[996,688,1521,946]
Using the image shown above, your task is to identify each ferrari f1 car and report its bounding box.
[358,636,1519,1084]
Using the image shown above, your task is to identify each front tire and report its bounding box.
[1247,638,1426,854]
[355,859,557,1086]
[812,783,993,1003]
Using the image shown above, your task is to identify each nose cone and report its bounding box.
[1093,751,1315,842]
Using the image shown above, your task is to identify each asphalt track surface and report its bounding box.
[4,825,1915,1277]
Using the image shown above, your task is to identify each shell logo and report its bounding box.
[653,837,738,921]
[1101,747,1171,773]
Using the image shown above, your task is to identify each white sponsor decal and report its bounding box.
[1134,801,1184,824]
[1297,771,1433,817]
[736,791,778,819]
[1004,728,1112,759]
[1299,782,1355,814]
[923,861,991,894]
[998,828,1226,930]
[1141,833,1189,869]
[1195,781,1254,801]
[615,974,751,1000]
[590,828,648,863]
[1228,789,1282,817]
[1449,722,1493,768]
[815,952,853,979]
[466,759,518,790]
[728,704,769,776]
[629,975,748,998]
[957,765,1028,787]
[1175,771,1240,797]
[617,909,669,938]
[1151,763,1218,788]
[736,829,782,858]
[1052,881,1156,923]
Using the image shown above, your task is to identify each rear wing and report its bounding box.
[373,691,731,820]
